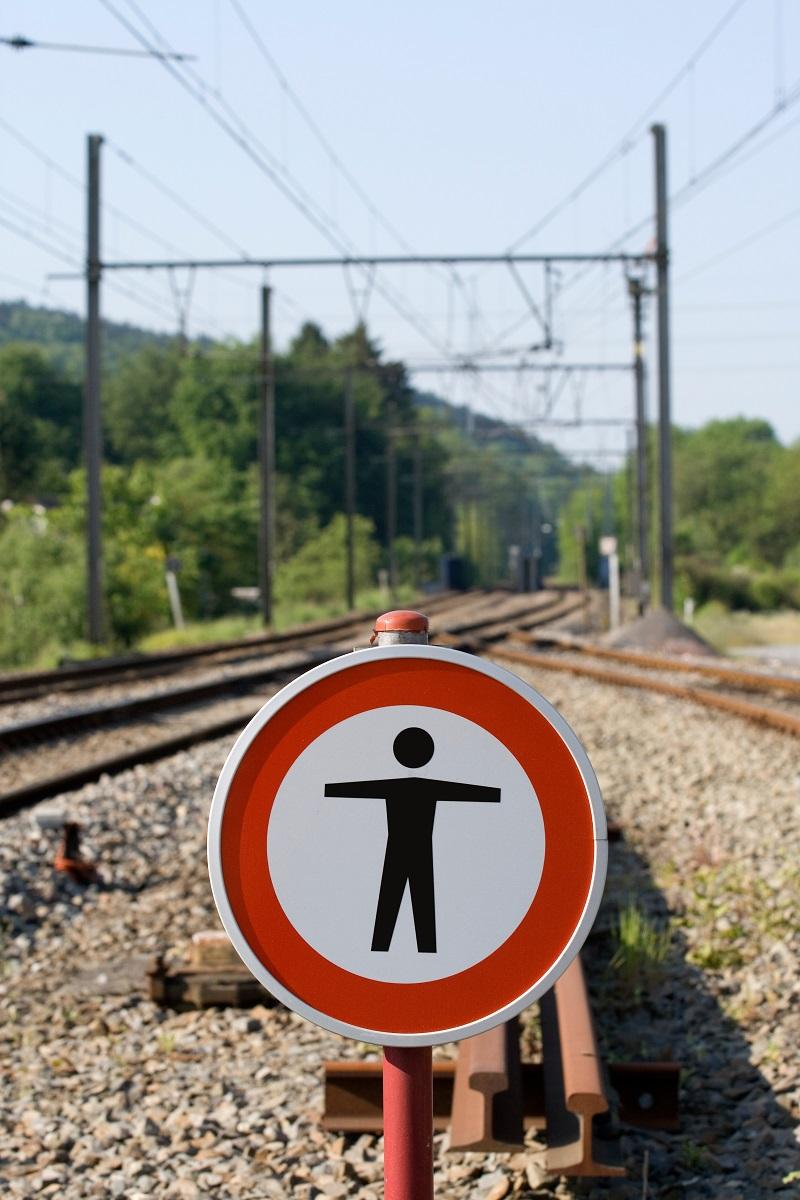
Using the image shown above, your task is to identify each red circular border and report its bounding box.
[220,657,596,1035]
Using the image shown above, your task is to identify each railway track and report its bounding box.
[0,589,585,817]
[0,589,470,707]
[491,632,800,738]
[5,590,799,821]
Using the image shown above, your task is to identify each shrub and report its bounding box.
[276,513,381,607]
[0,505,85,665]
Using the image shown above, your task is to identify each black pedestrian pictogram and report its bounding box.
[324,727,500,954]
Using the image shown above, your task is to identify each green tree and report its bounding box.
[276,513,381,606]
[0,345,81,499]
[169,343,259,468]
[757,441,800,567]
[674,418,780,561]
[0,504,85,665]
[105,342,183,464]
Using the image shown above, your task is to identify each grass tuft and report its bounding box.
[610,901,671,990]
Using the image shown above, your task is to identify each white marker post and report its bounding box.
[599,536,620,630]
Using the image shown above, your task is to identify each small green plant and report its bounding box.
[157,1033,176,1054]
[681,1140,708,1170]
[610,901,671,990]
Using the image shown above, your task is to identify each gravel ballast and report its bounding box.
[1,656,798,1198]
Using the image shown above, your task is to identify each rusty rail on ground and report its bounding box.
[539,956,623,1176]
[449,1019,524,1151]
[323,952,679,1176]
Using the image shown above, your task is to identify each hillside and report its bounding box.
[0,299,577,473]
[0,299,177,377]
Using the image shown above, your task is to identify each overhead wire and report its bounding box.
[0,186,85,255]
[0,113,213,325]
[506,0,750,253]
[105,138,313,324]
[0,182,240,333]
[0,111,305,333]
[502,2,800,369]
[0,210,182,322]
[226,6,481,376]
[560,66,800,324]
[225,0,422,260]
[0,212,79,269]
[675,201,800,283]
[0,185,237,335]
[105,138,251,261]
[0,268,43,293]
[562,78,800,350]
[98,0,466,361]
[0,113,185,259]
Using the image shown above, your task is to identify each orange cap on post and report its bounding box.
[370,610,429,645]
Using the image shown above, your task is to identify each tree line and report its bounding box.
[558,417,800,610]
[0,307,577,665]
[3,300,794,668]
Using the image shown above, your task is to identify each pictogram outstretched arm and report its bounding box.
[324,779,395,798]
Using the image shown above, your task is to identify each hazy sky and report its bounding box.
[1,0,799,463]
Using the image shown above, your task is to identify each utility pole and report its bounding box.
[628,275,649,614]
[386,398,398,599]
[344,367,356,610]
[85,133,103,644]
[258,285,276,625]
[412,431,423,591]
[652,123,673,611]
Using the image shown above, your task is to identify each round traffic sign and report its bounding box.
[207,644,606,1046]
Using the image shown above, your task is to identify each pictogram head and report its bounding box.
[393,726,434,768]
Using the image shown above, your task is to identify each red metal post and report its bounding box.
[374,611,434,1199]
[383,1046,434,1200]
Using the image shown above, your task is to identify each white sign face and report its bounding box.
[268,705,545,984]
[599,536,618,557]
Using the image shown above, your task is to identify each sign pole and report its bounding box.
[383,1045,433,1200]
[371,610,434,1200]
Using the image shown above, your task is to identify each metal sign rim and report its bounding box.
[207,642,607,1046]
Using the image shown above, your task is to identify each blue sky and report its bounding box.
[1,0,799,462]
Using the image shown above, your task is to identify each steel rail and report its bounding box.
[0,594,563,750]
[0,590,468,706]
[514,628,800,696]
[540,956,624,1176]
[0,648,335,753]
[324,955,679,1168]
[492,644,800,737]
[0,711,253,819]
[0,593,580,816]
[0,593,578,754]
[449,1020,524,1151]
